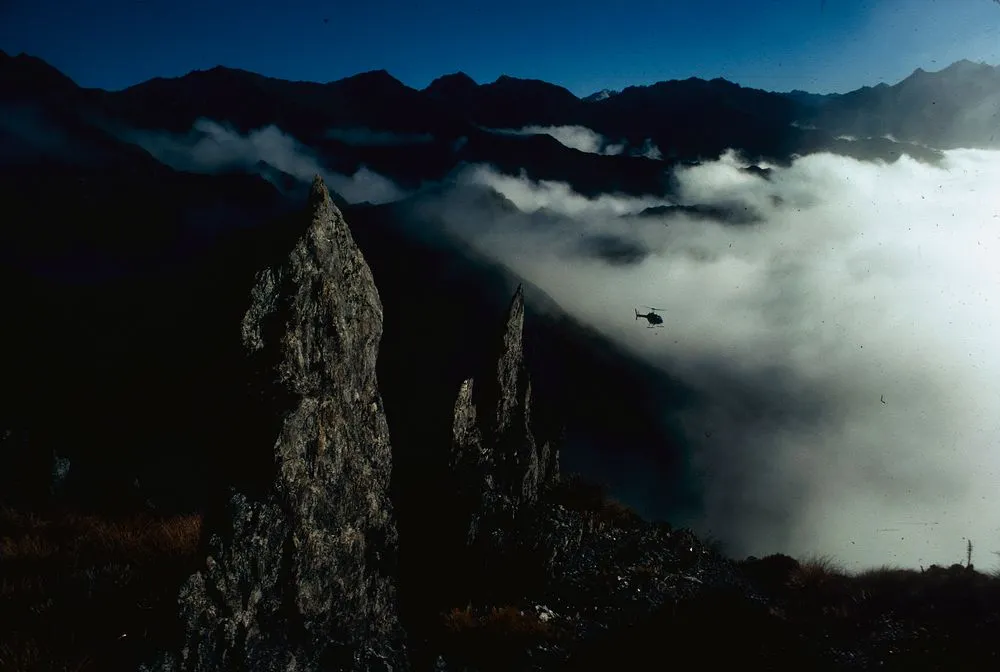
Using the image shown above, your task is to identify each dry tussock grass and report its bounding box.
[443,605,553,638]
[0,507,202,563]
[0,507,204,671]
[0,533,58,560]
[787,555,849,591]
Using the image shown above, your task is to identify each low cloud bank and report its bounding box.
[490,124,663,159]
[455,164,671,218]
[425,150,1000,572]
[127,119,407,204]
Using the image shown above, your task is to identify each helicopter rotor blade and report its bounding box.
[642,305,667,311]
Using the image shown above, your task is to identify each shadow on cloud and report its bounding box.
[422,150,1000,571]
[126,118,408,204]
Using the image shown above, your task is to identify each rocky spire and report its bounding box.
[449,285,559,550]
[146,176,406,671]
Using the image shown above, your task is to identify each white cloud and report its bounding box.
[127,119,408,205]
[520,124,616,154]
[428,149,1000,572]
[634,138,663,160]
[488,124,625,156]
[455,164,671,217]
[486,125,663,160]
[330,165,409,205]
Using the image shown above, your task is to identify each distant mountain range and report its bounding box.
[2,47,996,315]
[5,50,997,205]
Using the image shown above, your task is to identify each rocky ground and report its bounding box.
[4,483,1000,671]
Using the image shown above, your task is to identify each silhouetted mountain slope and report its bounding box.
[581,77,800,155]
[426,74,582,128]
[0,49,80,99]
[458,129,673,197]
[423,71,478,99]
[798,59,1000,149]
[782,88,843,108]
[97,65,470,141]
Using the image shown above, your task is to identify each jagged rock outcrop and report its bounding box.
[146,176,406,671]
[429,476,786,671]
[448,285,559,553]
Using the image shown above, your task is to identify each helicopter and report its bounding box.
[635,306,666,327]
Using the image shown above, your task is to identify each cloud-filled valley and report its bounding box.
[104,107,1000,571]
[420,149,1000,571]
[488,124,663,159]
[127,118,408,205]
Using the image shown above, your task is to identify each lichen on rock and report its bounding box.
[449,284,560,553]
[146,176,406,671]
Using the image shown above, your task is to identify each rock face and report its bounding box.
[148,177,406,671]
[449,285,559,561]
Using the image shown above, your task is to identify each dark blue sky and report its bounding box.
[2,0,998,96]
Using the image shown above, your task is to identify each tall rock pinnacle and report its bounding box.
[450,284,559,551]
[148,176,406,671]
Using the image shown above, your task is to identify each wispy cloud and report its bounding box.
[455,164,671,217]
[422,149,1000,571]
[634,138,663,160]
[125,119,408,204]
[516,124,621,154]
[489,124,664,160]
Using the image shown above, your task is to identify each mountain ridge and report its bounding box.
[7,46,996,100]
[4,49,985,189]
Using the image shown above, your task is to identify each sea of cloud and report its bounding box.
[424,148,1000,572]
